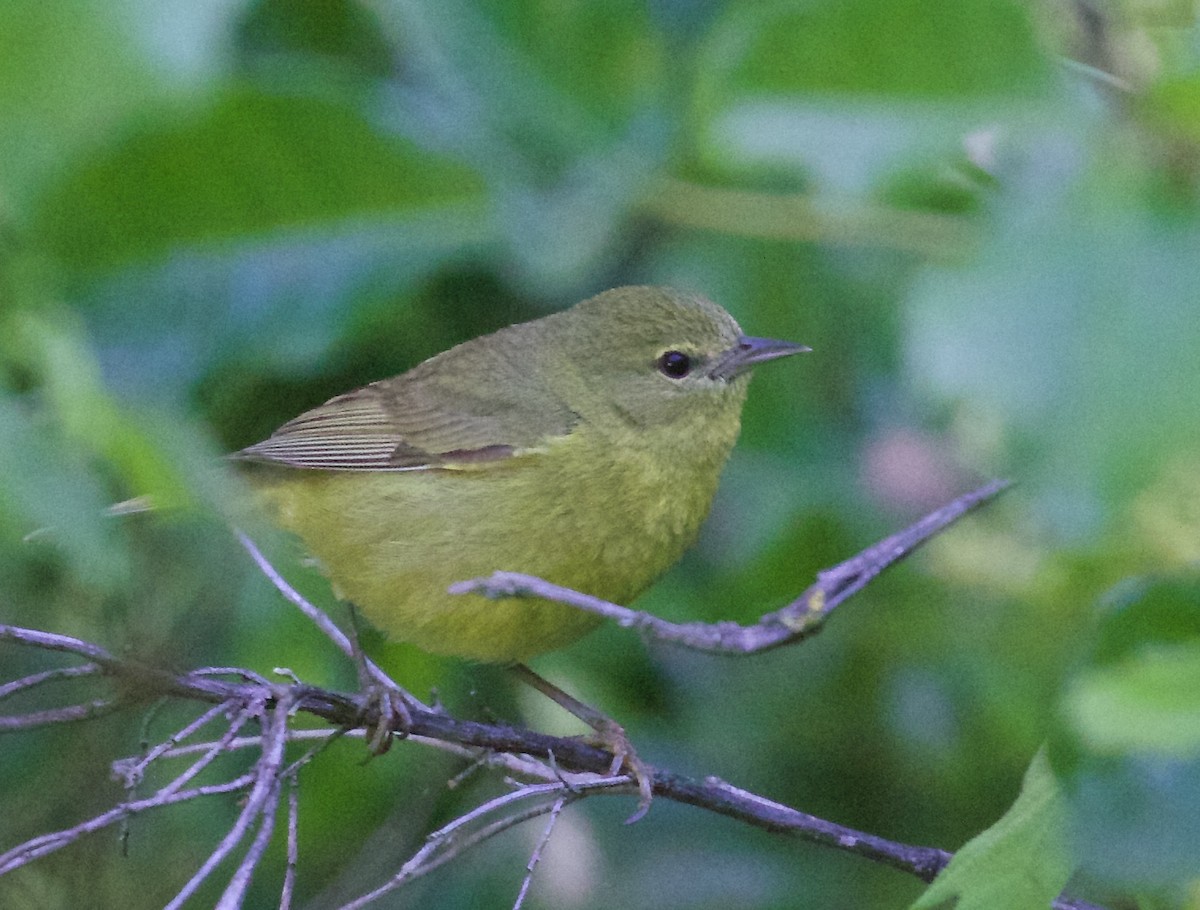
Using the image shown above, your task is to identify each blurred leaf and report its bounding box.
[0,0,166,213]
[28,84,493,398]
[705,99,994,195]
[1088,575,1200,664]
[1053,575,1200,894]
[911,749,1072,910]
[690,0,1052,195]
[33,87,486,272]
[234,0,395,79]
[392,0,666,150]
[9,309,207,509]
[702,0,1048,99]
[907,200,1200,536]
[480,0,665,128]
[0,392,127,588]
[79,209,495,399]
[1065,642,1200,755]
[1141,73,1200,146]
[369,0,672,291]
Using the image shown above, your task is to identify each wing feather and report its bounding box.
[234,328,579,471]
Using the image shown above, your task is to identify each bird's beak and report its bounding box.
[710,336,810,380]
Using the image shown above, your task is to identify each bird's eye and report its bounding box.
[657,350,692,379]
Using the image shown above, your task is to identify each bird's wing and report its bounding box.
[233,348,580,472]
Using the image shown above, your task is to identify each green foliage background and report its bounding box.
[2,0,1199,907]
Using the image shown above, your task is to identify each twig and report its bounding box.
[642,177,975,259]
[282,772,299,910]
[0,625,115,663]
[113,700,236,789]
[0,621,1106,910]
[164,691,288,910]
[450,480,1011,654]
[340,779,626,910]
[234,530,428,722]
[512,794,567,910]
[217,697,289,909]
[0,773,257,875]
[0,662,102,701]
[2,481,1108,910]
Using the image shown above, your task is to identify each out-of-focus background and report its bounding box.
[2,1,1199,907]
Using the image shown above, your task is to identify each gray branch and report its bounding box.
[450,479,1011,653]
[0,480,1108,910]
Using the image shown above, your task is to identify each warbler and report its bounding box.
[235,286,806,663]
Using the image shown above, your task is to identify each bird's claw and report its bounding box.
[585,718,653,823]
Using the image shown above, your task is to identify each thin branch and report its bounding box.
[642,177,976,260]
[0,698,122,730]
[1,480,1108,910]
[233,531,425,708]
[451,480,1011,654]
[113,701,236,789]
[512,794,567,910]
[0,662,102,702]
[0,625,115,663]
[156,703,259,801]
[282,772,299,910]
[164,692,284,910]
[0,773,257,875]
[0,620,1106,910]
[0,638,967,889]
[340,779,626,910]
[216,693,292,910]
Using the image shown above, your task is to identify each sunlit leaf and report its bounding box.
[911,749,1072,910]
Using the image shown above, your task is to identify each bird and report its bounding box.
[233,285,808,664]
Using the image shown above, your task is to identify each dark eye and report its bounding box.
[657,350,692,379]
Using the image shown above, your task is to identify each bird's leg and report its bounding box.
[509,663,653,822]
[347,604,411,755]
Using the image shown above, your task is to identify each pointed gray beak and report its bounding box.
[710,336,810,380]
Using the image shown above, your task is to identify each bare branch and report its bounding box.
[163,696,277,907]
[512,794,567,910]
[0,773,257,875]
[282,772,299,910]
[233,530,427,712]
[0,624,116,663]
[339,778,627,910]
[1,481,1108,910]
[0,698,122,730]
[450,480,1011,654]
[216,693,292,910]
[0,662,103,702]
[0,618,1106,910]
[113,701,237,789]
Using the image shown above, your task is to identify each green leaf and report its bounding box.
[690,0,1052,196]
[1141,73,1200,146]
[1064,642,1200,756]
[233,0,394,80]
[480,0,665,129]
[0,0,167,213]
[1053,575,1200,893]
[10,310,203,507]
[911,749,1072,910]
[0,393,128,589]
[701,0,1049,100]
[77,209,495,398]
[908,203,1200,533]
[33,87,486,272]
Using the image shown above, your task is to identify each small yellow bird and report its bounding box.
[235,286,806,663]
